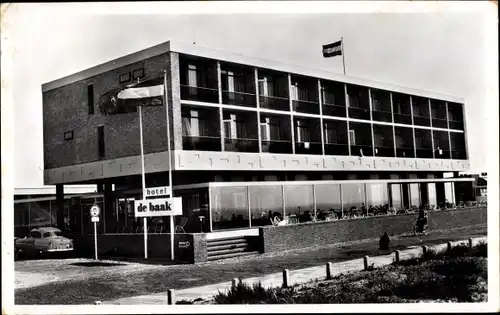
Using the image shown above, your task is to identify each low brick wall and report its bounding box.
[73,233,207,263]
[259,207,487,253]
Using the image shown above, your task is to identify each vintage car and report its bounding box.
[15,227,74,258]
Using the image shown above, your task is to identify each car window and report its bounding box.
[42,231,62,238]
[30,231,41,239]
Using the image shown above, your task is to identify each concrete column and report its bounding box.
[56,184,65,229]
[344,83,352,156]
[445,102,453,159]
[429,99,435,159]
[168,52,183,151]
[288,74,296,154]
[390,92,397,157]
[409,96,417,158]
[318,79,325,155]
[104,182,114,234]
[217,61,224,151]
[368,88,376,156]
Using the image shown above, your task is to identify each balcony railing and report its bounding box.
[374,146,395,157]
[396,147,415,158]
[324,143,349,156]
[350,144,373,157]
[292,99,320,115]
[451,149,467,160]
[322,103,347,117]
[393,113,412,125]
[222,91,256,108]
[261,140,293,154]
[372,110,393,123]
[416,148,434,158]
[181,85,219,104]
[449,120,464,130]
[348,107,370,120]
[182,136,221,151]
[413,115,431,127]
[295,142,322,155]
[432,118,448,129]
[224,138,259,153]
[259,95,290,112]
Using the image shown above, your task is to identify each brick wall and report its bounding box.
[72,232,208,263]
[43,52,181,170]
[259,207,487,253]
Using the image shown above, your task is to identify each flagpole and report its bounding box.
[163,70,175,261]
[139,105,148,259]
[341,37,346,75]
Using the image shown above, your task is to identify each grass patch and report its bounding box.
[192,241,488,304]
[392,241,487,267]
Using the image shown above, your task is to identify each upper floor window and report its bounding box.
[132,68,144,80]
[187,64,197,87]
[296,120,310,143]
[98,126,105,158]
[119,72,131,83]
[87,84,94,115]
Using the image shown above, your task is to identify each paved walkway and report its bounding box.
[108,236,487,305]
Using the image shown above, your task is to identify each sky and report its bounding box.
[2,2,498,188]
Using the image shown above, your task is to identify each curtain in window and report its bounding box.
[188,65,197,87]
[323,89,335,105]
[297,126,310,142]
[270,123,280,140]
[236,121,247,139]
[182,117,192,137]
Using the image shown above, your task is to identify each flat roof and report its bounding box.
[14,185,98,196]
[41,40,464,103]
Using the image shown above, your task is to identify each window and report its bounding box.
[132,68,144,80]
[322,88,336,105]
[324,125,338,144]
[98,126,105,158]
[223,114,237,139]
[290,83,298,101]
[296,120,310,142]
[260,117,271,141]
[30,231,41,239]
[119,72,131,83]
[258,78,268,96]
[87,84,94,115]
[349,129,356,145]
[182,110,200,137]
[188,64,197,87]
[64,131,74,141]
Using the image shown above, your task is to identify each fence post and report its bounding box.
[282,269,290,288]
[468,238,473,249]
[232,278,239,288]
[167,289,175,305]
[447,241,452,253]
[395,250,400,263]
[326,262,333,280]
[363,255,369,270]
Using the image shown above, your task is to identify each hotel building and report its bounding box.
[39,41,477,259]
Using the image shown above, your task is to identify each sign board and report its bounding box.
[178,241,190,249]
[91,216,100,222]
[134,197,182,217]
[90,205,100,217]
[146,186,172,198]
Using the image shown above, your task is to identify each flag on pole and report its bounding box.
[322,40,342,58]
[99,77,165,115]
